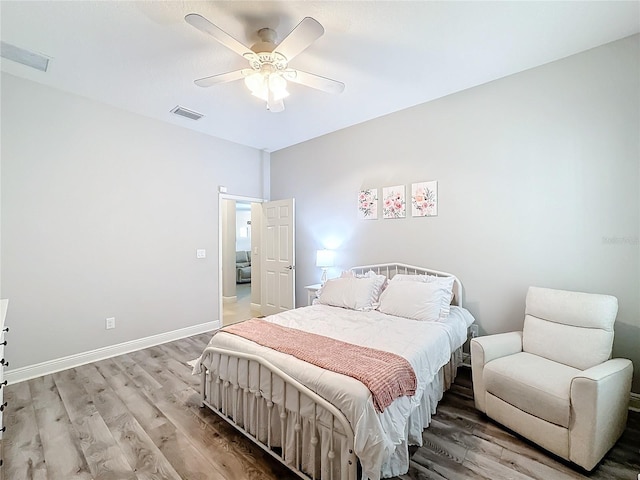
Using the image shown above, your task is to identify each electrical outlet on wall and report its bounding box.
[106,317,115,330]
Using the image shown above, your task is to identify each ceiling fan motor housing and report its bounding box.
[246,28,288,71]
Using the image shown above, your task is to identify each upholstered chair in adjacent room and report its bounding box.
[470,286,633,471]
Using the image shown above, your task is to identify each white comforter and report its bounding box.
[197,304,474,479]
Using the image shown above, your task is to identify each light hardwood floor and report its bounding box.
[223,283,260,326]
[2,333,639,480]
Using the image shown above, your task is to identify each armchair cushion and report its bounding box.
[524,287,616,370]
[235,251,251,283]
[236,250,249,264]
[525,286,618,329]
[484,352,580,428]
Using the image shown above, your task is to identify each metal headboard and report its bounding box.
[350,263,463,307]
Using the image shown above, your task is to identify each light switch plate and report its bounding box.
[196,249,206,259]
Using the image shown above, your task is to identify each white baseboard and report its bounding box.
[5,320,220,385]
[222,295,237,304]
[630,392,640,413]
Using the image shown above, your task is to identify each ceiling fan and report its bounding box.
[185,13,345,113]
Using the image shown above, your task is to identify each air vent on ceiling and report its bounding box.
[1,41,50,72]
[170,105,204,121]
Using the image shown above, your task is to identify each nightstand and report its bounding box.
[304,284,322,306]
[460,324,479,369]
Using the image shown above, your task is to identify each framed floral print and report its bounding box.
[358,188,378,219]
[411,181,438,217]
[382,185,406,219]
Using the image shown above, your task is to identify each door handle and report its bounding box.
[285,265,295,270]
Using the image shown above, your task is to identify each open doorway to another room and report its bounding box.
[221,198,262,326]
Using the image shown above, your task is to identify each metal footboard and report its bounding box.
[200,347,358,480]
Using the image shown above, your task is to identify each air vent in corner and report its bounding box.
[170,105,204,121]
[1,41,50,72]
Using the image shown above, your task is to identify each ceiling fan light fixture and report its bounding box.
[244,71,266,96]
[268,74,289,100]
[244,70,289,105]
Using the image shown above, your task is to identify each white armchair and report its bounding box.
[471,286,633,471]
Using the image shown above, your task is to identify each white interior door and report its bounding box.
[218,193,264,325]
[261,198,295,315]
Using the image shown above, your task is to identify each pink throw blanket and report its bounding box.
[222,318,417,412]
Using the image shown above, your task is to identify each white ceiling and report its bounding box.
[2,1,639,152]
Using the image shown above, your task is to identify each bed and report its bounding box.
[193,263,475,480]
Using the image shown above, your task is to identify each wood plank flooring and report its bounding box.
[2,333,639,480]
[223,283,259,326]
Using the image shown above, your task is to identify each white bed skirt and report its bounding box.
[201,347,462,480]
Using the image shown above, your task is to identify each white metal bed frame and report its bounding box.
[199,263,463,480]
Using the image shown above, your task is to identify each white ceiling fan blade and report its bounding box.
[194,69,248,87]
[274,17,324,61]
[284,69,345,94]
[185,13,258,61]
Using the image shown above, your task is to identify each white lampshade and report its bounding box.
[316,249,334,268]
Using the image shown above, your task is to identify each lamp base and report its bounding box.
[321,268,328,285]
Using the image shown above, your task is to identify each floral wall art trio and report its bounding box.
[358,181,438,220]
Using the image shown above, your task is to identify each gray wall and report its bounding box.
[1,73,265,370]
[271,35,640,392]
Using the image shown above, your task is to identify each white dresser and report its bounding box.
[0,298,7,470]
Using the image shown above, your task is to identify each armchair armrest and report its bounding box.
[471,331,523,365]
[470,331,523,413]
[569,358,633,470]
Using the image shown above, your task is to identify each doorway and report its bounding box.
[220,196,262,326]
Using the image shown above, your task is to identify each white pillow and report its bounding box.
[317,274,386,311]
[391,273,455,315]
[391,274,430,282]
[378,280,451,321]
[341,270,387,304]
